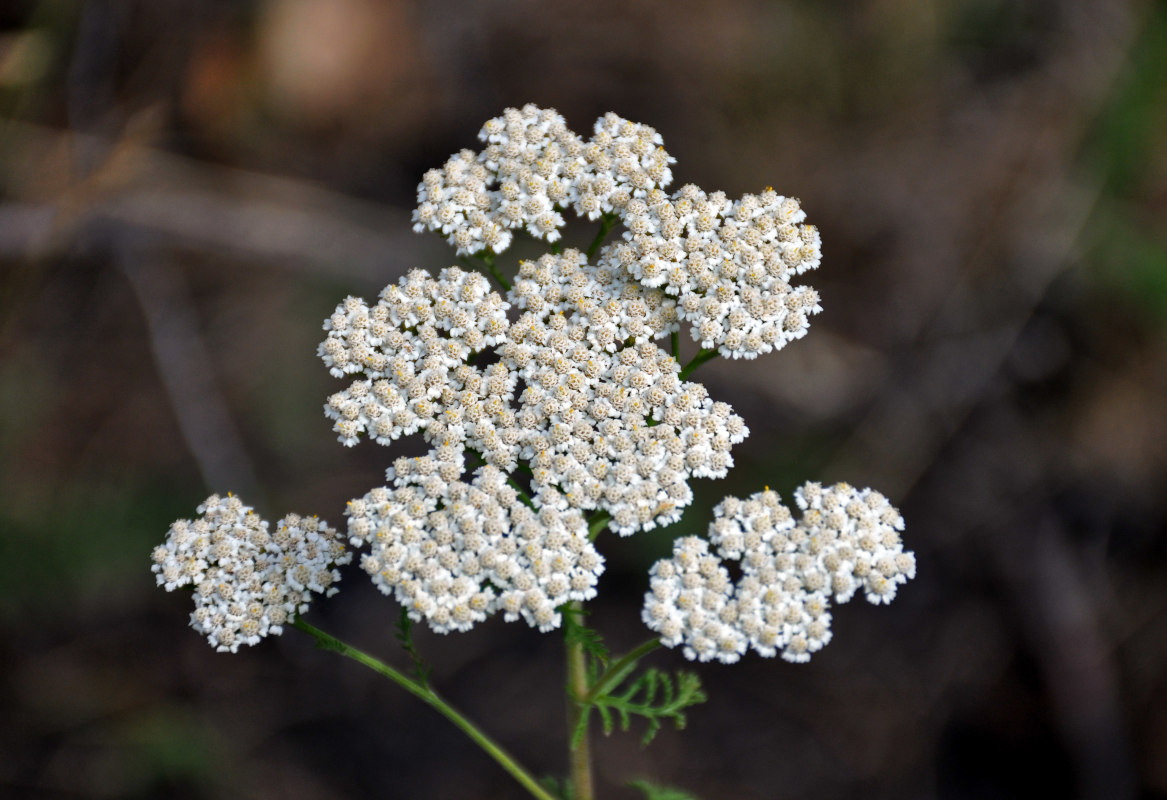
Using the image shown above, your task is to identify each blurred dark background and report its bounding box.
[2,0,1166,798]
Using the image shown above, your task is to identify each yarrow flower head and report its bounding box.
[347,447,604,635]
[601,185,822,359]
[501,248,747,535]
[411,105,677,256]
[318,266,521,468]
[643,484,914,664]
[153,102,917,800]
[151,494,351,652]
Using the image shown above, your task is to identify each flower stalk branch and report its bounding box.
[679,347,719,380]
[566,600,596,800]
[585,213,619,260]
[291,617,558,800]
[481,251,511,292]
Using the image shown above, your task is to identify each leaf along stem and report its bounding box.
[582,638,662,705]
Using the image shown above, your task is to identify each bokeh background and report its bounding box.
[2,0,1166,798]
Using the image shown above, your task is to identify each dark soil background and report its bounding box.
[2,1,1166,798]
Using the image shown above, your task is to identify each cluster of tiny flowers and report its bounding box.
[413,149,513,256]
[479,105,586,243]
[574,112,675,219]
[508,249,678,351]
[347,447,604,634]
[643,484,914,664]
[151,494,351,652]
[497,248,747,534]
[412,105,676,255]
[412,104,821,359]
[601,185,822,359]
[319,267,524,467]
[502,329,747,535]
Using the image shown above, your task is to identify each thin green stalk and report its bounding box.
[565,601,595,800]
[678,347,719,380]
[588,511,611,541]
[481,252,511,292]
[468,449,535,510]
[670,330,679,360]
[582,638,662,704]
[585,214,618,260]
[291,617,558,800]
[506,476,537,510]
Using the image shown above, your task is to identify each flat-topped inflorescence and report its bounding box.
[643,484,914,664]
[318,266,520,468]
[412,105,677,256]
[602,185,822,360]
[347,448,604,635]
[500,249,748,535]
[151,494,351,652]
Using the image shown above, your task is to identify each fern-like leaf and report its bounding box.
[540,775,573,800]
[628,779,703,800]
[591,667,706,746]
[561,605,609,666]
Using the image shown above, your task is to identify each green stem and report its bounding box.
[291,617,557,800]
[467,450,534,509]
[565,601,595,800]
[508,476,538,510]
[481,252,511,292]
[585,214,618,260]
[678,347,719,380]
[670,330,679,360]
[587,511,610,541]
[582,638,662,704]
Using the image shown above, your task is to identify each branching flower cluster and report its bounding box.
[151,104,917,800]
[413,107,673,255]
[347,447,604,634]
[155,103,912,655]
[411,103,819,361]
[606,186,822,359]
[152,494,351,652]
[643,483,915,664]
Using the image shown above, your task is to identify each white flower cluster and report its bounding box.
[508,249,678,351]
[412,105,821,361]
[601,185,822,359]
[575,112,675,219]
[325,247,749,538]
[346,446,604,635]
[412,104,676,255]
[319,267,519,465]
[158,106,913,663]
[152,494,351,652]
[501,266,748,534]
[643,484,914,664]
[413,150,512,256]
[479,105,585,243]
